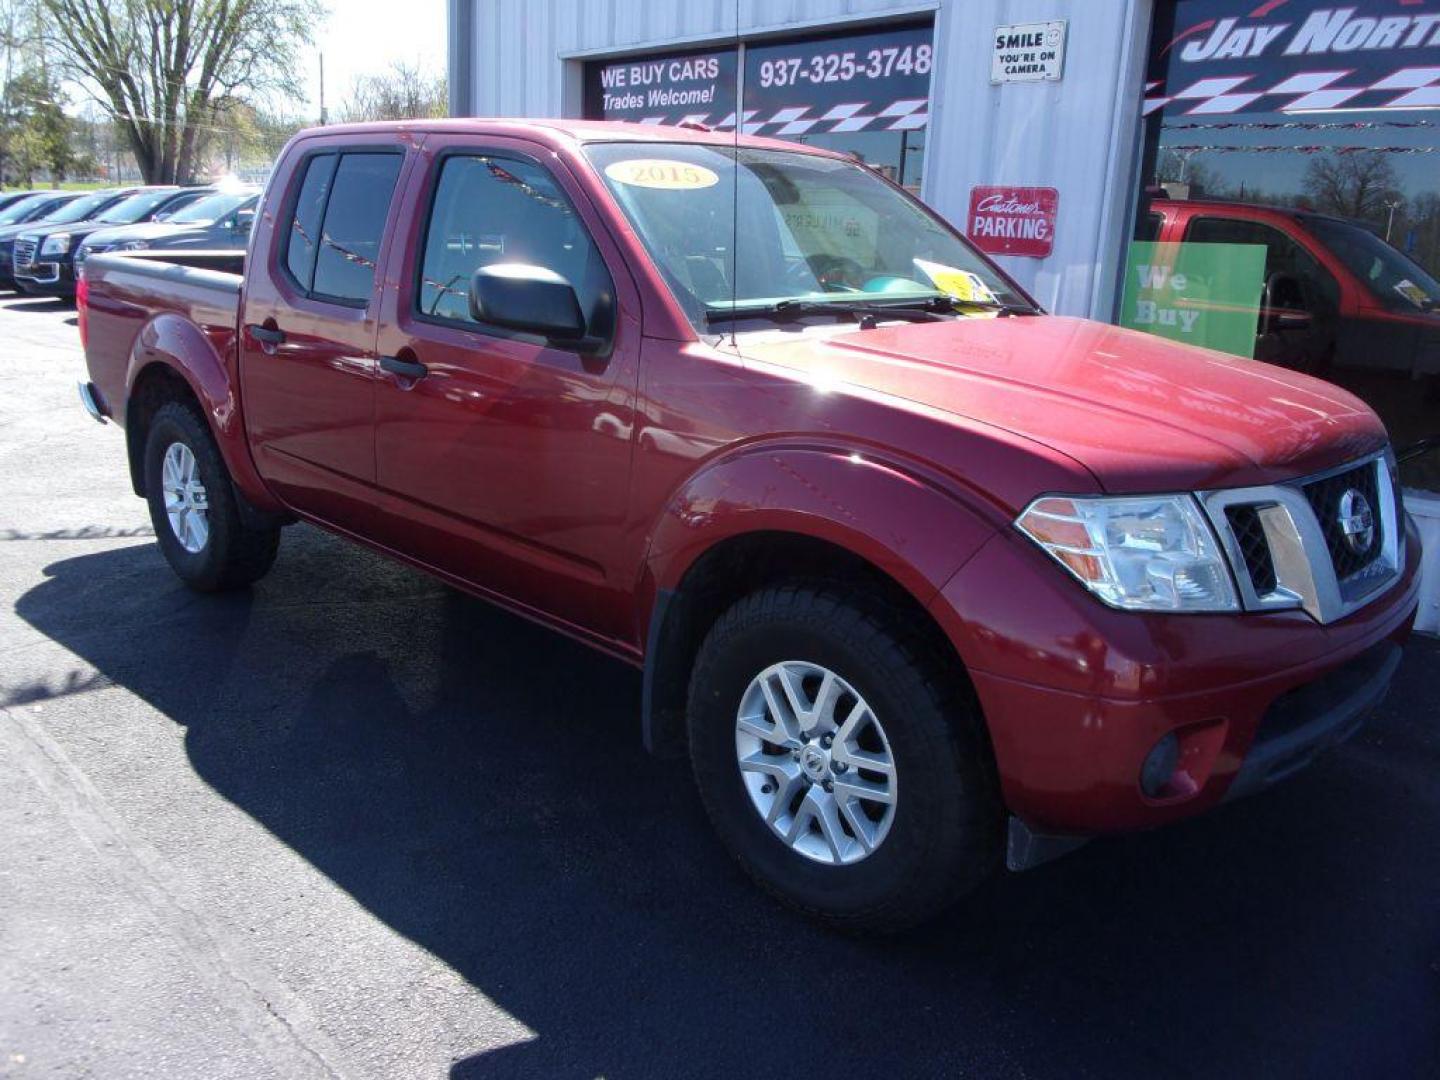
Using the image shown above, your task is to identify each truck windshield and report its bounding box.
[167,190,255,225]
[1304,216,1440,313]
[96,188,180,224]
[584,142,1034,329]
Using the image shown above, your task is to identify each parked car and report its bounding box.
[0,190,41,212]
[75,187,260,275]
[1144,198,1440,488]
[78,121,1420,930]
[14,186,210,299]
[0,192,81,290]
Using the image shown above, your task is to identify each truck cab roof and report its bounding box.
[288,117,850,158]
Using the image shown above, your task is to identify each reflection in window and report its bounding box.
[417,155,611,332]
[1132,0,1440,490]
[311,153,403,303]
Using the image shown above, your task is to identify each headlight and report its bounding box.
[1016,494,1238,612]
[40,233,71,257]
[116,239,150,251]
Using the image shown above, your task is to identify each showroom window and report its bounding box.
[581,21,932,191]
[1125,0,1440,490]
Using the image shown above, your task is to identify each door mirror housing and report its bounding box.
[469,263,600,349]
[1261,273,1312,333]
[232,207,256,232]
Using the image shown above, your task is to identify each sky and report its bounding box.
[295,0,448,121]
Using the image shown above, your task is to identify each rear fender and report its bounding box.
[124,311,283,513]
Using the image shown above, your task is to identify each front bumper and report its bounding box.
[930,517,1422,838]
[15,258,75,297]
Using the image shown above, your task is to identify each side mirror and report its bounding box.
[469,263,593,346]
[233,208,256,232]
[1261,273,1312,333]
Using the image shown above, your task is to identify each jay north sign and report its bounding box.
[1146,0,1440,116]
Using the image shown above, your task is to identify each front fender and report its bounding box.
[125,311,281,512]
[643,441,1003,623]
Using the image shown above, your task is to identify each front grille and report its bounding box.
[13,239,36,268]
[1225,504,1278,595]
[1303,461,1382,580]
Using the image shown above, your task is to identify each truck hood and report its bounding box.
[740,315,1386,493]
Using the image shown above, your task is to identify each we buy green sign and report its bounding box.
[1119,241,1265,359]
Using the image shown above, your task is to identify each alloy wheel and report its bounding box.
[734,660,897,865]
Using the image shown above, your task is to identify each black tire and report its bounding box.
[143,400,279,591]
[687,585,1001,932]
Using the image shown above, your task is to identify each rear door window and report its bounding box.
[283,150,403,304]
[285,154,337,288]
[312,154,404,303]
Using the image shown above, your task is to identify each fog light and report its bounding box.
[1140,732,1180,798]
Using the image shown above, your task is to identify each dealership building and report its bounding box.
[448,0,1440,629]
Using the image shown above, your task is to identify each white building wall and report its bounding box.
[449,0,1154,320]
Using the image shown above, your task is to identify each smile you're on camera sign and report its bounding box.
[990,20,1067,83]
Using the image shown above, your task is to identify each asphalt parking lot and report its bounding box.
[1,291,1437,1079]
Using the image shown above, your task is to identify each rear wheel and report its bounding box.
[687,585,1001,932]
[143,401,279,591]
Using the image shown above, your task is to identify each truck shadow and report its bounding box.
[14,528,1440,1079]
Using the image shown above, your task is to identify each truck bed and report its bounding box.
[81,250,246,427]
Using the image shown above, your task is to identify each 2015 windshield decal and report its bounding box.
[604,159,720,190]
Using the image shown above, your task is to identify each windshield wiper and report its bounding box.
[704,294,1041,326]
[907,294,1041,317]
[705,298,948,327]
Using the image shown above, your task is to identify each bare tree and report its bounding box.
[41,0,325,183]
[338,60,445,123]
[1302,151,1403,226]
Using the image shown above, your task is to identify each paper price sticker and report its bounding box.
[914,258,999,305]
[605,159,720,190]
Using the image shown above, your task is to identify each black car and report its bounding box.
[0,192,82,289]
[0,191,41,213]
[13,187,208,299]
[75,188,261,274]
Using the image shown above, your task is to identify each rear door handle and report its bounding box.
[247,324,285,346]
[380,354,428,379]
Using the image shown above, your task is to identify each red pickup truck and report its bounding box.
[78,120,1421,930]
[1141,198,1440,490]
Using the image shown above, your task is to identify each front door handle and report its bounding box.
[380,354,428,379]
[247,324,285,346]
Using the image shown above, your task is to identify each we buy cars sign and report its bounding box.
[966,186,1057,258]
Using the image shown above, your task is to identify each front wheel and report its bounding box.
[687,585,1001,932]
[143,400,279,591]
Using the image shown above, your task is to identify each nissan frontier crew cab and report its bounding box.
[78,120,1421,931]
